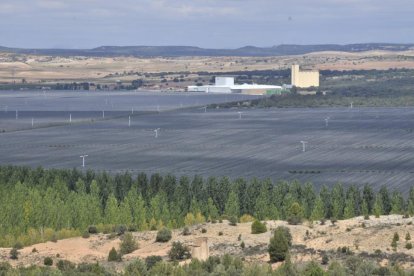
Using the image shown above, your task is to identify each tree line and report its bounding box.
[0,165,413,247]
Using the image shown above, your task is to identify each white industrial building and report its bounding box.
[188,77,283,95]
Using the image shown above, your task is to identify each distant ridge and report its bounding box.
[1,43,413,57]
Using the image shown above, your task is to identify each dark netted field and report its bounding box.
[1,90,414,192]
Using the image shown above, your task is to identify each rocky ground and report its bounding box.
[1,215,413,270]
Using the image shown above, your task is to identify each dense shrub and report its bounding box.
[229,216,238,226]
[182,227,191,236]
[87,225,98,234]
[43,257,53,266]
[268,227,290,262]
[406,242,412,249]
[145,255,163,270]
[287,202,304,225]
[251,220,267,234]
[240,214,255,223]
[168,241,191,261]
[56,260,76,271]
[119,233,138,255]
[201,228,207,234]
[124,259,147,276]
[82,231,90,239]
[156,228,172,243]
[114,225,128,236]
[10,248,19,260]
[13,242,23,250]
[108,247,121,262]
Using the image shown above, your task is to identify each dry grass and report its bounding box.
[1,215,414,269]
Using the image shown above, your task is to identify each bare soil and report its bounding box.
[1,215,413,270]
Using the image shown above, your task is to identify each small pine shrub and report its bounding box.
[229,216,238,226]
[406,232,411,241]
[10,248,19,260]
[393,232,400,242]
[87,225,98,234]
[32,248,38,253]
[43,257,53,266]
[218,231,223,236]
[321,254,329,265]
[108,247,121,262]
[251,220,267,234]
[82,231,90,239]
[13,242,23,250]
[240,241,245,249]
[201,228,207,234]
[156,228,172,243]
[120,233,138,255]
[145,255,162,270]
[56,260,76,271]
[168,242,191,261]
[238,234,242,241]
[239,214,255,223]
[182,227,191,236]
[114,225,127,236]
[406,242,412,250]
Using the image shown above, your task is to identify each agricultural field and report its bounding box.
[1,91,414,192]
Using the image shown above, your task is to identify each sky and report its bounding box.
[1,0,413,49]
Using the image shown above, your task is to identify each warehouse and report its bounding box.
[188,77,284,95]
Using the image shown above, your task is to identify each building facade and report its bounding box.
[291,65,319,88]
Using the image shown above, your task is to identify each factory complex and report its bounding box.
[188,65,319,94]
[188,77,284,95]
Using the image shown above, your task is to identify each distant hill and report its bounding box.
[1,43,414,57]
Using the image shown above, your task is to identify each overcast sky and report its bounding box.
[1,0,413,49]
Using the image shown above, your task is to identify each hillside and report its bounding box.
[1,215,414,271]
[1,43,414,57]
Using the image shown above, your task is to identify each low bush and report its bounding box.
[13,242,23,250]
[87,225,98,234]
[10,248,19,260]
[201,228,207,234]
[251,220,267,234]
[239,214,255,223]
[240,241,245,249]
[218,231,223,236]
[229,216,238,226]
[56,260,76,271]
[156,228,172,243]
[119,233,138,255]
[43,257,53,266]
[108,247,121,262]
[168,242,191,261]
[145,255,163,270]
[114,225,127,236]
[82,231,90,239]
[406,242,412,249]
[182,227,191,236]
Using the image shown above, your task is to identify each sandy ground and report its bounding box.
[1,51,414,85]
[1,215,414,270]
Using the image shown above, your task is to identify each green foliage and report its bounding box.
[251,220,267,234]
[168,241,191,261]
[287,202,303,225]
[406,242,412,249]
[156,228,172,243]
[119,232,138,255]
[124,259,147,276]
[240,241,245,249]
[43,257,53,266]
[145,255,163,270]
[303,261,325,276]
[108,247,121,262]
[0,165,410,250]
[10,248,19,260]
[406,232,411,241]
[56,260,76,271]
[229,216,238,226]
[268,226,290,263]
[393,232,400,242]
[87,225,98,234]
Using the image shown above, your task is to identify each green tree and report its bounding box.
[224,191,240,219]
[311,196,325,222]
[287,202,303,225]
[373,194,383,218]
[268,226,290,262]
